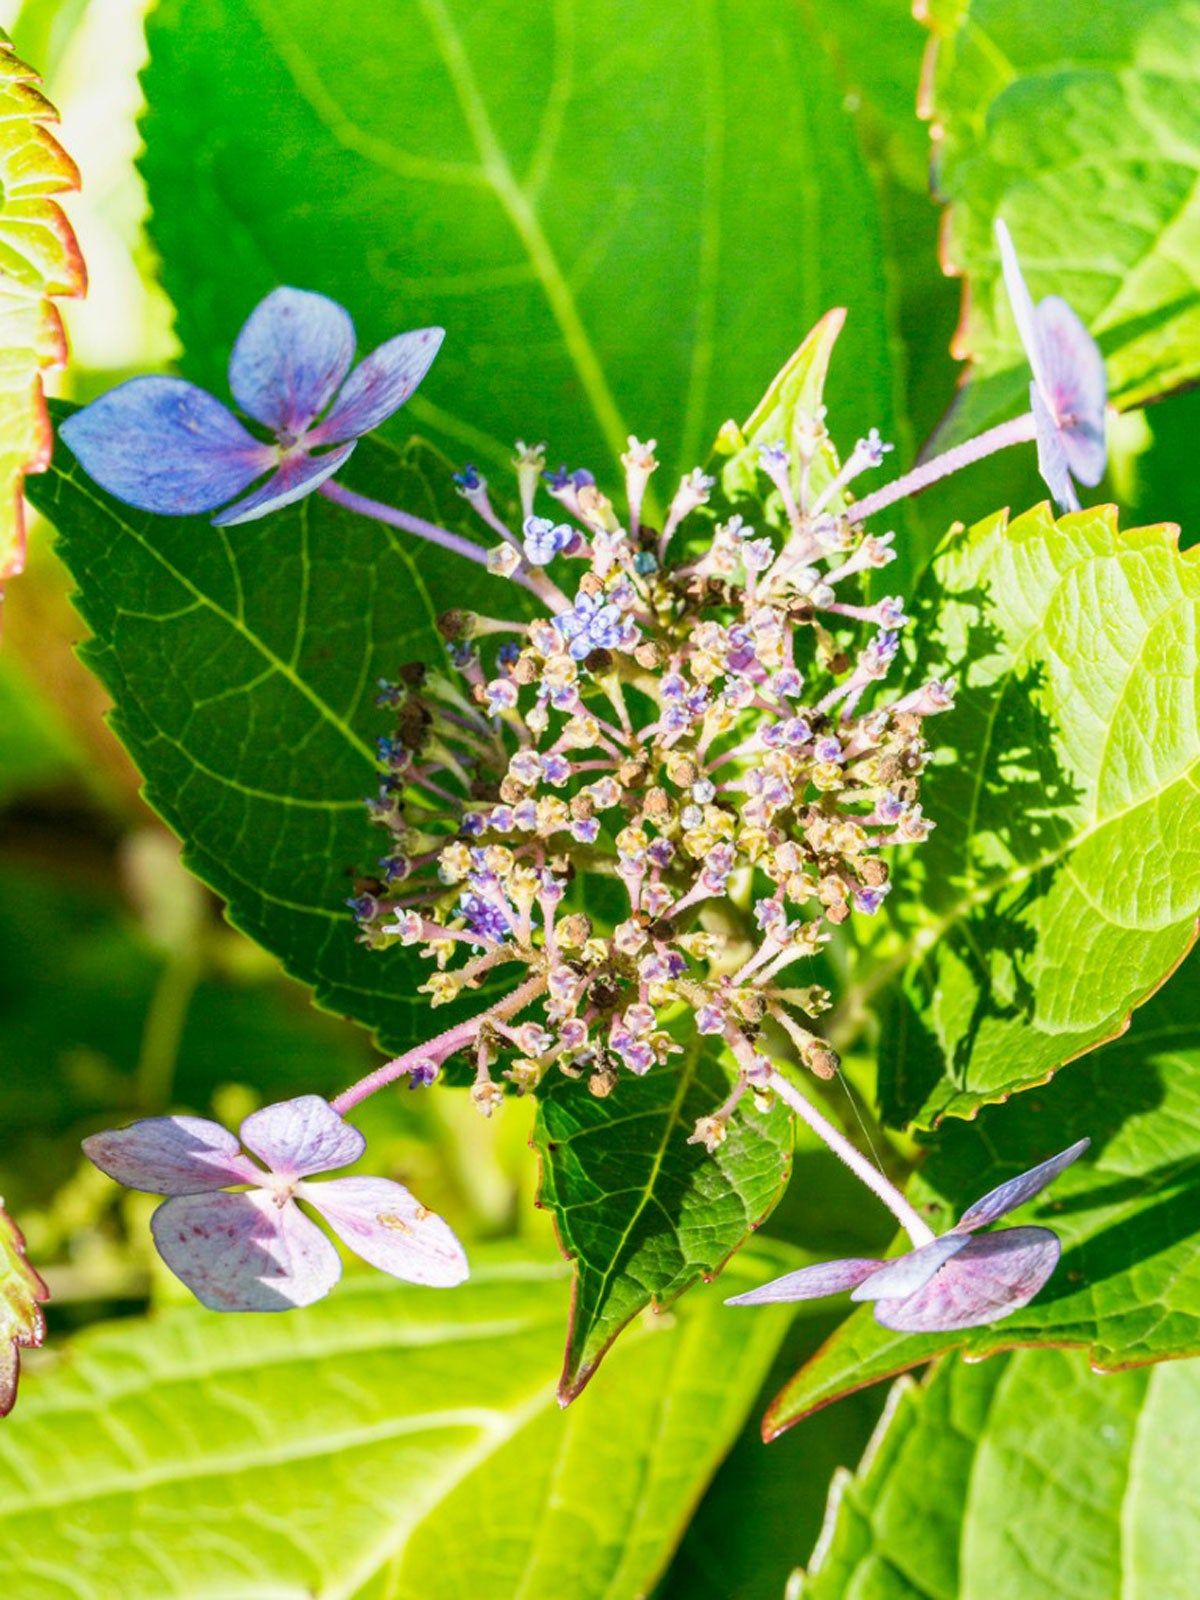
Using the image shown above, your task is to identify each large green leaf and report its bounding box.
[534,1041,792,1400]
[794,1348,1200,1600]
[767,944,1200,1433]
[923,0,1200,442]
[26,426,516,1057]
[862,501,1200,1128]
[140,0,899,481]
[0,1247,793,1597]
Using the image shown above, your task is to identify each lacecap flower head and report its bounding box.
[60,287,443,525]
[727,1137,1088,1331]
[84,1094,467,1310]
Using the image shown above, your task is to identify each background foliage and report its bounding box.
[2,0,1200,1594]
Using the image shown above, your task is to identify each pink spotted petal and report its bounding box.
[211,440,356,526]
[59,378,275,516]
[238,1095,365,1180]
[725,1257,883,1306]
[958,1137,1090,1231]
[306,327,444,445]
[229,287,356,437]
[151,1190,341,1311]
[849,1232,971,1302]
[1030,381,1080,513]
[83,1116,261,1195]
[1035,297,1107,487]
[874,1226,1061,1333]
[301,1177,469,1287]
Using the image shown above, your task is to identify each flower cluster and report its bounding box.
[65,224,1107,1333]
[352,422,953,1145]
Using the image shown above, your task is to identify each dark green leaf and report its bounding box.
[867,501,1200,1128]
[767,942,1200,1432]
[141,0,899,482]
[27,426,515,1056]
[795,1348,1200,1599]
[533,1040,792,1399]
[0,1247,794,1596]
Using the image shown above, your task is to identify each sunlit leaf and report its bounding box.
[868,501,1200,1127]
[922,0,1200,442]
[0,1203,46,1418]
[0,29,84,584]
[794,1348,1200,1599]
[0,1247,794,1596]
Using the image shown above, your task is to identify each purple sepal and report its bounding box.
[239,1095,365,1179]
[725,1257,882,1306]
[1035,297,1107,486]
[228,287,356,437]
[849,1232,970,1303]
[873,1226,1061,1333]
[82,1116,261,1194]
[151,1189,342,1311]
[1031,381,1080,513]
[211,440,356,526]
[59,378,274,515]
[308,327,445,445]
[301,1176,470,1287]
[958,1137,1090,1231]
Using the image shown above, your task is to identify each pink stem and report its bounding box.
[767,1070,934,1246]
[330,974,547,1115]
[844,413,1038,524]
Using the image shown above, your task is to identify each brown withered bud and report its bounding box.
[588,1064,620,1097]
[588,976,621,1011]
[468,778,498,801]
[634,640,664,670]
[557,912,592,948]
[569,792,596,820]
[827,650,852,675]
[825,901,851,925]
[666,755,698,788]
[437,609,474,641]
[512,655,539,686]
[805,1045,839,1080]
[731,989,766,1025]
[578,571,604,597]
[617,758,649,788]
[584,647,614,673]
[353,875,385,896]
[398,662,427,687]
[498,776,528,804]
[876,754,905,785]
[788,600,815,625]
[859,858,890,888]
[643,786,672,822]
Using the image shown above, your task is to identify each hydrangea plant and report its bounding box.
[61,225,1107,1336]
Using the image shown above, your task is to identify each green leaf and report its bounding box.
[766,943,1200,1433]
[869,501,1200,1128]
[0,1247,794,1596]
[533,1041,793,1400]
[922,0,1200,442]
[0,655,82,804]
[794,1348,1200,1599]
[0,28,84,584]
[140,0,899,481]
[0,1204,46,1419]
[26,425,520,1056]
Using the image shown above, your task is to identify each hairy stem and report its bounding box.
[331,973,547,1115]
[767,1069,935,1247]
[845,412,1038,524]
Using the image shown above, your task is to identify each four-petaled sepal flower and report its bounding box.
[727,1137,1088,1331]
[60,288,443,525]
[996,220,1107,513]
[83,1095,468,1311]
